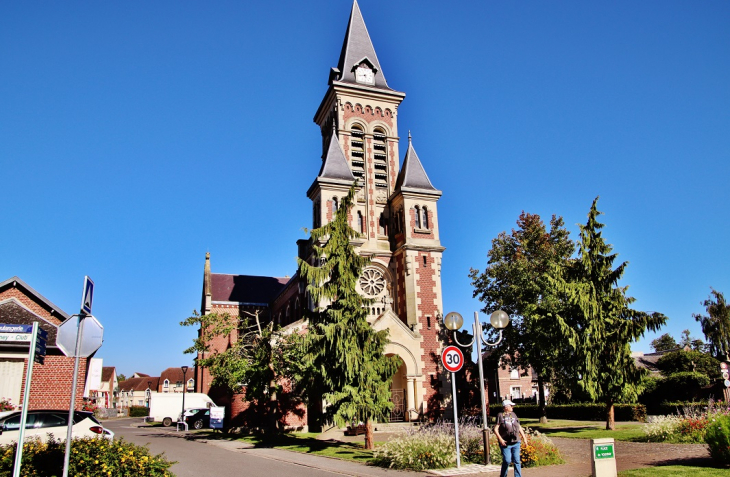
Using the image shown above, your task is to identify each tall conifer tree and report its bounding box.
[554,198,666,430]
[298,185,399,449]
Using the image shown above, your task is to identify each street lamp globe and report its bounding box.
[489,310,510,329]
[443,312,464,331]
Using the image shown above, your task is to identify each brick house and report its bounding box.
[119,376,159,409]
[196,1,449,429]
[0,276,87,411]
[485,351,543,404]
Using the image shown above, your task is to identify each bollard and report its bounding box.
[591,438,617,477]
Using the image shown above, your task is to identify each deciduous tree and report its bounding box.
[470,212,574,423]
[650,333,678,352]
[693,289,730,361]
[298,185,398,449]
[180,310,304,433]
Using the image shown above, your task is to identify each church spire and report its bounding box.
[395,136,439,192]
[317,128,355,182]
[333,0,390,89]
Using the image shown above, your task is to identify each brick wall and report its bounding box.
[19,355,88,410]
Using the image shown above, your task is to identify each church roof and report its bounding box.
[318,130,355,181]
[334,0,390,90]
[395,136,439,192]
[210,273,289,306]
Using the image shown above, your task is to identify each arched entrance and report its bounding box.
[388,356,407,422]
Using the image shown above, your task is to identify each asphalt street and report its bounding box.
[103,418,428,477]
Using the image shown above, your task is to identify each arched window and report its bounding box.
[187,378,194,391]
[379,213,387,236]
[350,124,365,180]
[414,206,422,228]
[285,305,290,323]
[163,379,169,393]
[373,127,388,189]
[422,206,429,229]
[357,211,364,234]
[510,368,519,380]
[332,197,338,215]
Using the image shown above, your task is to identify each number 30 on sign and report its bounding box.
[441,345,464,373]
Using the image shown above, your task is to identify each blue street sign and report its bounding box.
[0,324,33,333]
[81,276,94,315]
[37,328,48,340]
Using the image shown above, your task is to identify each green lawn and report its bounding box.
[521,419,649,442]
[619,466,730,476]
[236,433,375,463]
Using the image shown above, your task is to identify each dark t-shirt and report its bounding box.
[495,411,521,444]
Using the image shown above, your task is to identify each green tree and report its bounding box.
[650,333,678,352]
[679,329,707,353]
[470,212,575,423]
[656,349,720,379]
[552,197,667,430]
[117,374,127,382]
[298,185,398,450]
[180,310,304,433]
[693,289,730,361]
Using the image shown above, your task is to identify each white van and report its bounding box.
[148,393,216,426]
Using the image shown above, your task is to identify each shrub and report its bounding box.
[656,350,720,379]
[0,436,176,476]
[129,406,150,417]
[705,413,730,466]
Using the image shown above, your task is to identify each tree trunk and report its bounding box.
[364,420,375,450]
[605,402,615,431]
[537,374,548,424]
[267,356,278,434]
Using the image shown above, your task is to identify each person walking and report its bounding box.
[493,399,528,477]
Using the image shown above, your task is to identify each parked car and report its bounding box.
[0,410,110,445]
[182,408,210,430]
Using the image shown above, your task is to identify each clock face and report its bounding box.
[355,65,374,85]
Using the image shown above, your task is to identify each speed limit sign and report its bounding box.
[441,346,464,373]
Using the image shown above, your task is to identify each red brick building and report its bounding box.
[0,276,87,411]
[197,1,447,428]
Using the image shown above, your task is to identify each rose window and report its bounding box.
[359,268,386,297]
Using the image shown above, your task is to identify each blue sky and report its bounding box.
[2,1,729,377]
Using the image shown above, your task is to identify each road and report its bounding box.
[103,418,427,477]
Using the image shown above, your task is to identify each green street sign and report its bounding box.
[594,444,614,459]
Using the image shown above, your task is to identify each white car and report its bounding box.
[0,410,110,445]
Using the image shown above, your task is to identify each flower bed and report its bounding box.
[643,400,730,445]
[0,436,176,476]
[373,419,562,471]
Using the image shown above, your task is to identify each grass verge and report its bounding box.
[236,433,375,463]
[619,466,730,476]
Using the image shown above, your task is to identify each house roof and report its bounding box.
[633,349,679,373]
[318,130,355,181]
[101,367,115,382]
[394,135,439,193]
[211,273,289,306]
[119,376,159,392]
[0,298,60,347]
[0,276,70,321]
[159,367,194,384]
[334,0,391,90]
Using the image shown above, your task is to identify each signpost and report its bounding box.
[11,322,42,477]
[61,277,103,477]
[441,345,464,468]
[721,362,730,402]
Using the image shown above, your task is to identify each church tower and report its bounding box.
[308,0,446,419]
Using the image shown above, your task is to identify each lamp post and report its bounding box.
[147,381,152,408]
[443,310,510,465]
[180,366,189,425]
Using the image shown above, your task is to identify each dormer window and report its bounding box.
[355,63,374,85]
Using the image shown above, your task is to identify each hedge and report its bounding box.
[129,406,150,417]
[488,403,646,422]
[646,401,710,417]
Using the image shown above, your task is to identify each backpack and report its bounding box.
[499,412,520,442]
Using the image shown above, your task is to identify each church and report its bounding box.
[197,0,447,427]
